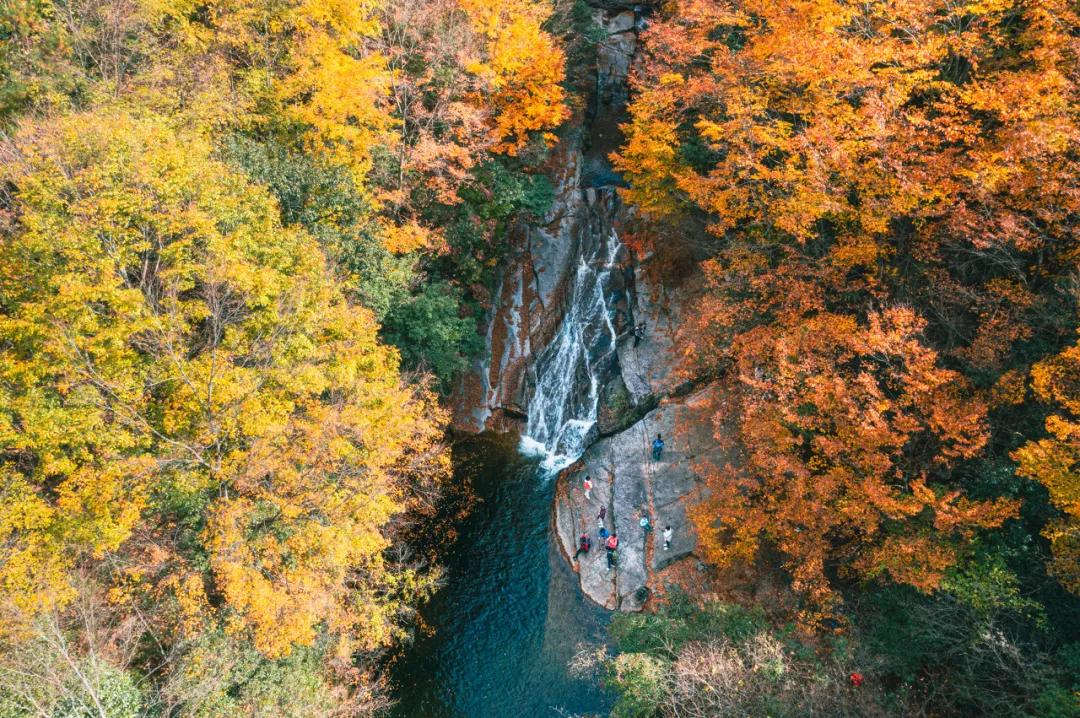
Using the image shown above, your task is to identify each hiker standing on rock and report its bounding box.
[606,534,619,569]
[652,433,665,461]
[597,505,606,529]
[663,526,673,551]
[583,475,593,500]
[633,321,646,347]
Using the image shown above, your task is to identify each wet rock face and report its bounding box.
[448,129,583,433]
[555,384,734,612]
[615,260,693,411]
[450,5,643,434]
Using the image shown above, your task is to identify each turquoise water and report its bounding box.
[391,433,612,717]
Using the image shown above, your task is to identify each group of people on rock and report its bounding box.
[574,432,675,572]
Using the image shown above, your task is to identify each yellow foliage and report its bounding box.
[0,111,449,655]
[458,0,569,154]
[1016,337,1080,592]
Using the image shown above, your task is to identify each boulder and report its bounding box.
[607,11,635,34]
[596,374,638,436]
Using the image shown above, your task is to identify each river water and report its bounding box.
[391,34,633,710]
[390,432,612,717]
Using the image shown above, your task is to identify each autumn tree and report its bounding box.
[0,112,448,663]
[1016,334,1080,593]
[619,0,1080,618]
[690,308,1018,622]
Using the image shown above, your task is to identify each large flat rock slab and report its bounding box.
[555,382,735,611]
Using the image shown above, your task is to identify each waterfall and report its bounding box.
[520,189,624,472]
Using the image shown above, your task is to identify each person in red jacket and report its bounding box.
[605,534,618,569]
[583,475,593,500]
[575,533,591,560]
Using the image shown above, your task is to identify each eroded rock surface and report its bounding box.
[450,4,643,434]
[617,262,694,409]
[555,383,733,611]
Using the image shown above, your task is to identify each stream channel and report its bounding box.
[389,434,613,716]
[392,7,641,712]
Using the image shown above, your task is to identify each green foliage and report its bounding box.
[435,159,555,293]
[52,660,144,718]
[223,136,413,320]
[461,161,554,222]
[382,282,485,387]
[943,554,1047,627]
[164,633,346,718]
[607,653,668,718]
[610,587,768,657]
[602,595,884,717]
[860,551,1065,716]
[1032,685,1080,718]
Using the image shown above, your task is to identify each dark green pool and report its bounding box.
[390,432,612,717]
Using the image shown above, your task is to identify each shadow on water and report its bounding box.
[391,432,612,717]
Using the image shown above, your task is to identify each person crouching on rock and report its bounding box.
[575,533,591,560]
[606,534,619,569]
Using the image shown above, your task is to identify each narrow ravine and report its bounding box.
[392,7,653,714]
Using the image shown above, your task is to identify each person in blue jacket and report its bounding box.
[652,433,665,460]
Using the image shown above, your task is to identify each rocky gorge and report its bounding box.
[449,3,732,613]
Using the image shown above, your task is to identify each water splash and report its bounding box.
[520,190,623,473]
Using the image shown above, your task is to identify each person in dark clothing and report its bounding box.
[606,548,617,569]
[575,533,591,559]
[652,433,665,460]
[597,505,606,529]
[633,322,646,347]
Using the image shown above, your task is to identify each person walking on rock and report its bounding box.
[652,433,665,461]
[597,505,606,529]
[663,525,673,551]
[633,322,646,347]
[583,475,593,500]
[606,534,619,569]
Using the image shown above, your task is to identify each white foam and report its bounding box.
[519,191,623,476]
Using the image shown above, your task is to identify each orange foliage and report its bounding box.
[627,0,1080,620]
[690,308,1017,624]
[1016,338,1080,593]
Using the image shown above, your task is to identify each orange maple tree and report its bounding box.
[620,0,1080,619]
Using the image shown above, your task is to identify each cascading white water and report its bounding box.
[520,192,623,472]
